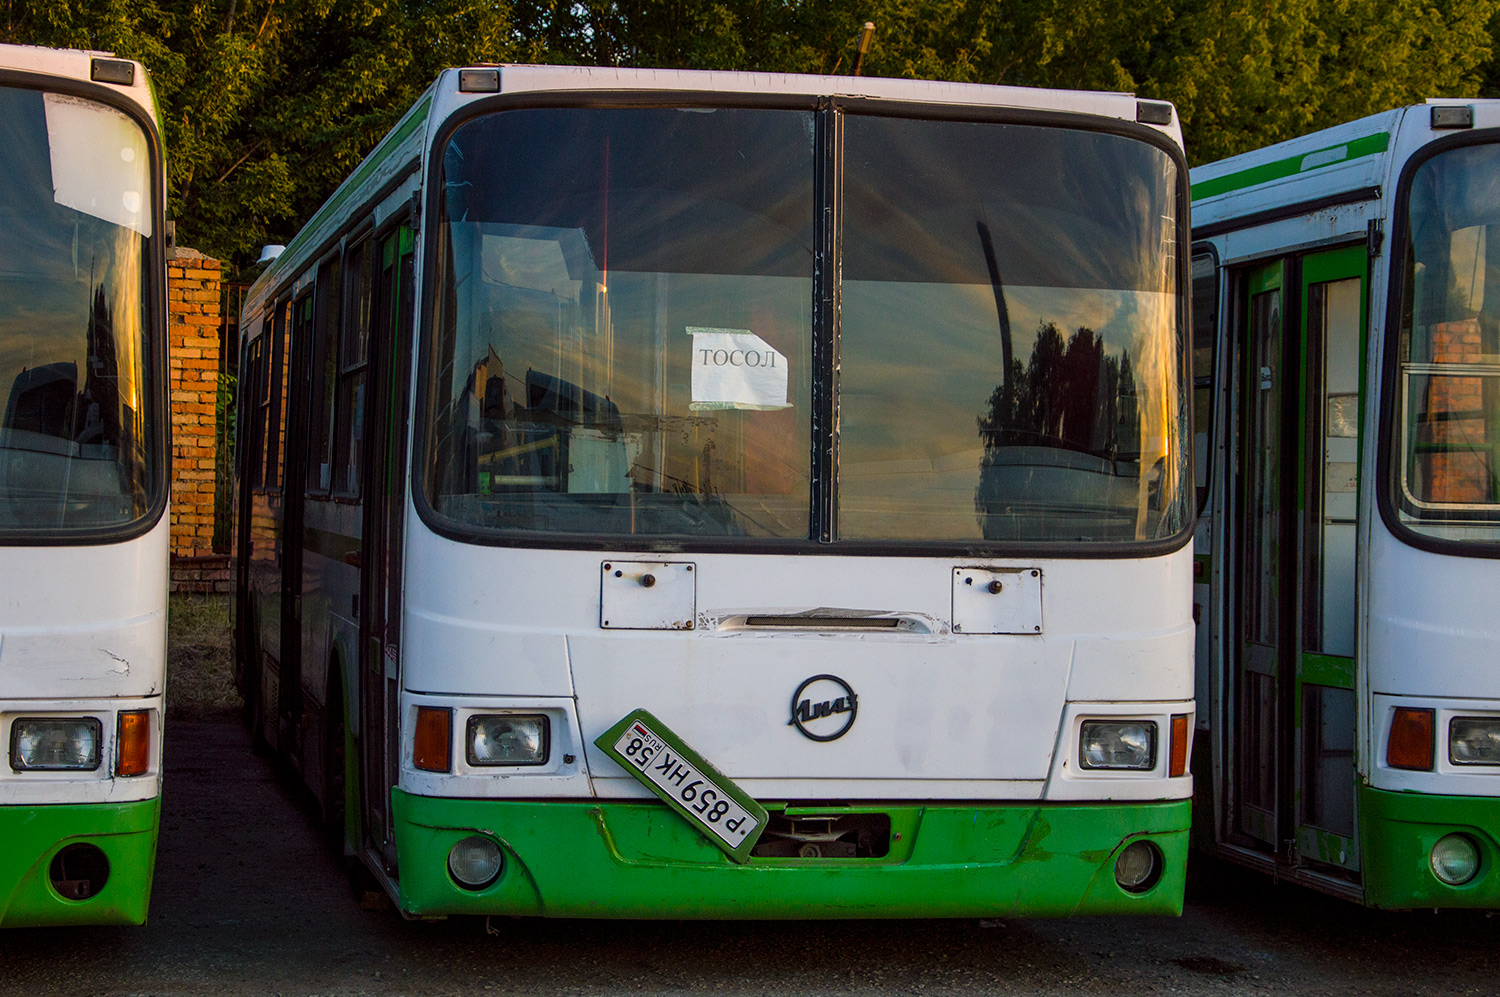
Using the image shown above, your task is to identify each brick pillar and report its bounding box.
[168,247,229,592]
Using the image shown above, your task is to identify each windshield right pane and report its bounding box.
[1395,142,1500,545]
[838,115,1188,542]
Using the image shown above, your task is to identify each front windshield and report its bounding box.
[421,103,1188,547]
[0,84,158,536]
[839,116,1188,541]
[1393,142,1500,547]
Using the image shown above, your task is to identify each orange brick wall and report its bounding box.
[1420,319,1490,505]
[168,248,222,563]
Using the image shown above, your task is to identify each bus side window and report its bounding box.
[264,300,289,492]
[1191,246,1220,513]
[308,256,343,495]
[247,336,266,490]
[334,238,373,497]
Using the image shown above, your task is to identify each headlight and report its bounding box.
[1080,720,1157,771]
[1431,833,1480,886]
[10,718,102,771]
[1450,717,1500,765]
[448,835,504,889]
[467,714,549,766]
[1114,839,1163,893]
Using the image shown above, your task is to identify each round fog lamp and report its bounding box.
[1114,839,1162,893]
[447,835,503,890]
[48,843,110,900]
[1430,833,1480,886]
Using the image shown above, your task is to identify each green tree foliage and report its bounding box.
[513,0,1500,163]
[5,0,1500,266]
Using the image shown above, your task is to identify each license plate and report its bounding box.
[595,709,768,863]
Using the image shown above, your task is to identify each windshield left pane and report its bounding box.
[0,85,157,535]
[425,106,815,541]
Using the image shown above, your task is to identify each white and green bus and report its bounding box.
[0,44,168,927]
[1192,101,1500,907]
[234,64,1196,918]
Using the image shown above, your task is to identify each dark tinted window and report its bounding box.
[839,116,1189,541]
[0,85,159,534]
[1393,142,1500,545]
[424,107,815,539]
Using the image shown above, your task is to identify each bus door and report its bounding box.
[1229,248,1365,874]
[1293,246,1366,874]
[1233,260,1288,851]
[233,334,263,688]
[358,224,415,875]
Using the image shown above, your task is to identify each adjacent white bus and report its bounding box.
[0,44,168,927]
[235,64,1196,918]
[1193,100,1500,906]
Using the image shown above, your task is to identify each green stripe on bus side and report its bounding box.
[1191,132,1390,201]
[391,791,1190,919]
[268,95,431,279]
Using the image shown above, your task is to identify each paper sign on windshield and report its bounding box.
[687,328,790,412]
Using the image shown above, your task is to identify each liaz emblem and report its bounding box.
[788,674,857,741]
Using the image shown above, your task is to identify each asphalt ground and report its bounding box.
[1,715,1496,996]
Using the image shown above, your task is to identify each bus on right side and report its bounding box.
[1191,100,1500,908]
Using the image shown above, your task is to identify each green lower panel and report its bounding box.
[0,797,160,928]
[1360,785,1500,909]
[392,790,1189,919]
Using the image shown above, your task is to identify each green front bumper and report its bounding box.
[392,790,1189,919]
[0,797,160,928]
[1360,785,1500,909]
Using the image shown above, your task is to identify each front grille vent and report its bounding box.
[750,812,891,859]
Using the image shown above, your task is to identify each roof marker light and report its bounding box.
[90,58,135,86]
[1137,101,1174,126]
[1431,106,1474,130]
[459,69,500,93]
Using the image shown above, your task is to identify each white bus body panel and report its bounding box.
[429,64,1173,138]
[0,43,157,118]
[0,518,168,701]
[400,514,1193,802]
[0,518,167,806]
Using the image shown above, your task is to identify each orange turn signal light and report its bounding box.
[1387,707,1435,771]
[1169,714,1191,777]
[116,710,151,777]
[413,707,452,773]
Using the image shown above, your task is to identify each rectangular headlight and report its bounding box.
[467,714,549,766]
[10,718,103,772]
[1080,720,1157,771]
[1450,717,1500,765]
